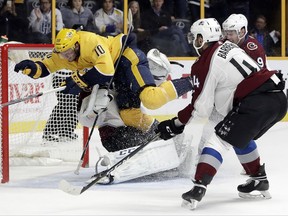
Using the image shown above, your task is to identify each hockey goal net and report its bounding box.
[0,43,89,183]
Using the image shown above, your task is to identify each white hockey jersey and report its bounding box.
[178,40,276,124]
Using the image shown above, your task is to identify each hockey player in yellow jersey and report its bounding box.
[14,28,193,132]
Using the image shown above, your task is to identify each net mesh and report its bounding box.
[1,44,85,182]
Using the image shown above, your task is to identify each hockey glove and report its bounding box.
[155,117,185,140]
[14,60,49,79]
[93,87,113,114]
[61,71,91,95]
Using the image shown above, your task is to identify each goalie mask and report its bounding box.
[222,14,248,44]
[187,18,222,56]
[147,49,171,86]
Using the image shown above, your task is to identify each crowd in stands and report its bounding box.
[0,0,284,56]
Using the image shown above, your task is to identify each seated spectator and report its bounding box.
[27,0,64,43]
[60,0,98,32]
[128,1,150,51]
[129,0,151,12]
[163,0,188,19]
[0,0,29,42]
[249,15,281,56]
[94,0,123,36]
[141,0,192,56]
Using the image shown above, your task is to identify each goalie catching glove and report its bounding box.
[93,87,113,114]
[155,117,185,140]
[78,85,113,127]
[14,59,50,79]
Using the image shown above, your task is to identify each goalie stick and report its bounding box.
[0,86,65,108]
[74,109,104,175]
[59,133,160,195]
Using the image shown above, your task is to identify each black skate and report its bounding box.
[238,164,271,199]
[181,180,207,210]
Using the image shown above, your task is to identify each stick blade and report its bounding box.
[58,180,82,195]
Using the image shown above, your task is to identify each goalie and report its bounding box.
[78,48,192,184]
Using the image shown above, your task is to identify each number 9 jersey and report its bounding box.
[178,40,276,124]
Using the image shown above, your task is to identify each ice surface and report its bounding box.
[1,122,288,215]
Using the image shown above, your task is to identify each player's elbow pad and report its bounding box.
[140,81,177,110]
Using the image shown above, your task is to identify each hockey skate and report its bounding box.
[181,180,207,210]
[237,164,271,199]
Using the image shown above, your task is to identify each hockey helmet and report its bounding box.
[187,18,222,55]
[222,14,248,38]
[54,28,80,53]
[147,48,171,86]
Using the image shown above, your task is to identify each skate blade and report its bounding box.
[238,190,272,199]
[181,199,198,210]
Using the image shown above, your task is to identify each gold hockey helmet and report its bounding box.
[54,28,80,53]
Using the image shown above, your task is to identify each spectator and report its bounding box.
[27,0,64,43]
[128,1,150,51]
[249,15,281,56]
[60,0,98,32]
[162,0,188,19]
[141,0,192,56]
[129,0,151,12]
[0,0,29,42]
[208,0,228,25]
[226,0,249,21]
[94,0,123,36]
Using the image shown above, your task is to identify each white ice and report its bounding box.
[1,122,288,215]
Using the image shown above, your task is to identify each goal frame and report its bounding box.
[0,43,89,183]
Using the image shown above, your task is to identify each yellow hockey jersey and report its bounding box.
[42,31,124,78]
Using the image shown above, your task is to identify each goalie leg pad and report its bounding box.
[98,138,181,184]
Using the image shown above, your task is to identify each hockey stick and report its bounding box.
[73,9,134,174]
[113,8,133,75]
[59,133,160,195]
[169,61,184,68]
[74,109,104,175]
[0,86,65,108]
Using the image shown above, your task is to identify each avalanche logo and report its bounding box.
[247,42,258,50]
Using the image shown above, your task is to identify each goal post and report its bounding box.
[0,43,89,183]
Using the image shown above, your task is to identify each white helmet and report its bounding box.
[222,14,248,38]
[147,48,171,86]
[187,18,222,55]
